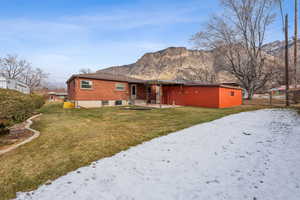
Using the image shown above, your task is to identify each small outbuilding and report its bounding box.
[162,84,242,108]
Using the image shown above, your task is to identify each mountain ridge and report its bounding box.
[98,41,299,83]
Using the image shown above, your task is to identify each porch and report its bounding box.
[128,82,163,105]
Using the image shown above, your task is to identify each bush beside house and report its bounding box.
[0,88,45,135]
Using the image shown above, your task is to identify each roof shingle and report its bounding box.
[67,72,145,83]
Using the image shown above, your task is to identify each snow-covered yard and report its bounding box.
[15,109,300,200]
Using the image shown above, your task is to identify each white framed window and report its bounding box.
[115,83,125,91]
[80,80,93,89]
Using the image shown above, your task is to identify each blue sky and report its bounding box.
[0,0,296,83]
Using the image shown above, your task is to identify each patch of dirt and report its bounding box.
[0,122,34,150]
[122,107,153,110]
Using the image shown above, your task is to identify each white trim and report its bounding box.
[115,83,126,91]
[80,80,93,89]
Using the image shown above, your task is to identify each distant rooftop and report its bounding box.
[48,92,68,96]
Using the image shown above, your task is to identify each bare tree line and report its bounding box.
[192,0,282,99]
[175,67,217,83]
[79,68,93,74]
[0,54,48,93]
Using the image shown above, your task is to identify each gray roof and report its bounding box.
[66,73,241,90]
[67,72,145,83]
[144,80,242,89]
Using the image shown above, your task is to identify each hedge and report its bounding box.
[0,89,45,134]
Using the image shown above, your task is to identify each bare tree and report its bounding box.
[176,67,216,83]
[193,68,217,83]
[192,0,278,99]
[0,54,48,93]
[0,55,30,79]
[21,67,48,93]
[79,68,93,74]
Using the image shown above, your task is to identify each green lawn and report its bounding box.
[0,103,267,200]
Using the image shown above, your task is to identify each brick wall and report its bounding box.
[68,78,130,101]
[67,79,76,100]
[135,84,147,99]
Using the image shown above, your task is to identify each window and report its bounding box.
[116,83,125,91]
[230,91,235,96]
[102,100,109,106]
[80,80,92,89]
[115,100,123,105]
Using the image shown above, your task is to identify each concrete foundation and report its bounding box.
[75,100,129,108]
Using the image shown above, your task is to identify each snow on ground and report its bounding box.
[15,109,300,200]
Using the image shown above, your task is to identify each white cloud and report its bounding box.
[62,6,200,31]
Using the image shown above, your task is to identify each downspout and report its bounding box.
[218,87,221,108]
[160,84,162,108]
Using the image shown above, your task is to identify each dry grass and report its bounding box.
[243,97,285,106]
[0,103,268,200]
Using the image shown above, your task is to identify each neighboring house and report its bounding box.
[0,76,30,94]
[48,92,68,102]
[66,72,242,108]
[270,85,300,95]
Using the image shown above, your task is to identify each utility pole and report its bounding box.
[285,14,290,106]
[294,0,298,87]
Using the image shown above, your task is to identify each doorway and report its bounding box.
[131,84,137,99]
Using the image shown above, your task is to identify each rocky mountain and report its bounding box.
[98,41,299,83]
[262,40,300,58]
[263,40,300,81]
[98,47,235,83]
[262,40,288,56]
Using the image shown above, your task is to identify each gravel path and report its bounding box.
[15,109,300,200]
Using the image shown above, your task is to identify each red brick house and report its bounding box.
[66,73,242,108]
[48,92,68,102]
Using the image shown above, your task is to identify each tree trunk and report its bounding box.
[246,88,254,100]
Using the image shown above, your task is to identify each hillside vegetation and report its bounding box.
[0,89,44,133]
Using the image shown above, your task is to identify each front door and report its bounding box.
[131,84,137,99]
